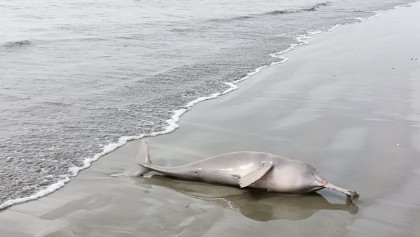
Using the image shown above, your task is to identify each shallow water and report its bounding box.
[0,0,414,208]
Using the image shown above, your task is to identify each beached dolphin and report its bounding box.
[126,140,359,199]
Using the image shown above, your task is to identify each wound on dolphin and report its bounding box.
[125,140,359,199]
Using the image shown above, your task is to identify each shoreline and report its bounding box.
[1,2,420,236]
[0,3,388,211]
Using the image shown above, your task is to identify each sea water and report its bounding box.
[0,0,414,209]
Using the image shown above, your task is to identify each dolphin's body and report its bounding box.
[127,140,359,198]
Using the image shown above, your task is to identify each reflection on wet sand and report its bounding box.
[134,175,358,222]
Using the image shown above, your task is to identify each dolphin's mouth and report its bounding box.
[307,186,324,193]
[312,172,327,185]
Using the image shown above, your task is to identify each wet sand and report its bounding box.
[2,2,420,236]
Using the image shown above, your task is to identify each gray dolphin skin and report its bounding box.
[126,140,359,199]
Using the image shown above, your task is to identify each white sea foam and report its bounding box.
[0,176,70,210]
[328,24,340,32]
[0,134,147,210]
[222,82,239,94]
[307,30,323,35]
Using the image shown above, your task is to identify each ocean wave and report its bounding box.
[210,2,330,23]
[258,2,331,16]
[304,2,331,11]
[2,40,32,49]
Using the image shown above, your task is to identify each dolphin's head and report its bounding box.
[288,163,327,193]
[309,170,328,192]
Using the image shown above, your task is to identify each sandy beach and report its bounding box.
[2,2,420,236]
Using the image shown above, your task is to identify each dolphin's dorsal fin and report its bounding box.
[239,161,273,188]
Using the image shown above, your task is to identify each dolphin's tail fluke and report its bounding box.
[324,183,359,199]
[124,139,152,176]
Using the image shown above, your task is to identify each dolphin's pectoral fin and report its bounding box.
[239,161,273,188]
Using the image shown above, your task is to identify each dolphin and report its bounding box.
[126,140,359,199]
